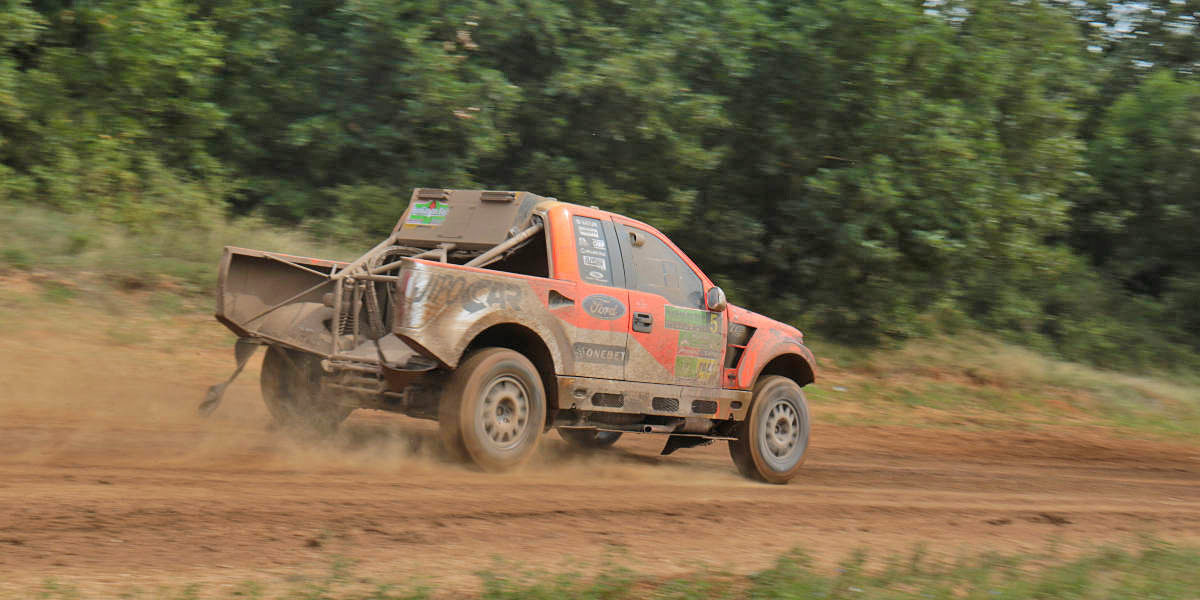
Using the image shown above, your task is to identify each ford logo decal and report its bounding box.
[582,294,626,320]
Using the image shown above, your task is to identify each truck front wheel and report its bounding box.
[728,375,810,484]
[439,348,546,471]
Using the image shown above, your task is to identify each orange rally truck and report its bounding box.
[202,189,816,483]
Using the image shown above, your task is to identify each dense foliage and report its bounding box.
[2,0,1199,369]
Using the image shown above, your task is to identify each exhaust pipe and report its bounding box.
[642,424,678,434]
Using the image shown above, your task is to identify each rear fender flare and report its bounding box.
[391,264,573,375]
[401,309,569,376]
[455,314,566,371]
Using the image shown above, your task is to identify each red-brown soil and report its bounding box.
[0,318,1197,596]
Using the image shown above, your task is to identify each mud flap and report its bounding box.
[198,338,261,416]
[661,435,712,456]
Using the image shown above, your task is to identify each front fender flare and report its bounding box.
[738,339,817,389]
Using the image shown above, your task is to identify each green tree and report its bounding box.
[1079,70,1200,345]
[0,0,46,202]
[465,0,729,230]
[1069,0,1200,139]
[208,0,517,234]
[2,0,228,228]
[679,0,1091,343]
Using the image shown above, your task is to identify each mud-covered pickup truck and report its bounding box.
[203,189,816,483]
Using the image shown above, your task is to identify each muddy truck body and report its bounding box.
[204,189,816,483]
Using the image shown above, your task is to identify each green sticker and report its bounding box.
[674,356,720,381]
[678,330,723,358]
[675,356,699,379]
[405,201,450,226]
[664,305,720,333]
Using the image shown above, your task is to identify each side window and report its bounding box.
[619,224,703,308]
[573,216,616,286]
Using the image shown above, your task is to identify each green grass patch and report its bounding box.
[1,247,34,271]
[39,281,77,304]
[17,543,1200,599]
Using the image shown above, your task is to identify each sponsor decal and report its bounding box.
[573,343,627,365]
[405,200,450,226]
[573,215,614,286]
[664,306,723,383]
[728,322,751,340]
[582,294,626,320]
[675,356,720,381]
[664,305,720,333]
[678,330,723,359]
[581,255,606,269]
[405,271,522,313]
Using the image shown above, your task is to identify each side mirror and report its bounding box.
[705,286,727,312]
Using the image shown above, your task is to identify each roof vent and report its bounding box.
[480,191,517,203]
[416,188,450,202]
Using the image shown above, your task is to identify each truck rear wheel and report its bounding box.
[728,375,810,484]
[260,346,352,434]
[558,429,623,449]
[439,348,546,471]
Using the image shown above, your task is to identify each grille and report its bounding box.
[724,346,745,369]
[691,400,718,415]
[652,397,679,412]
[727,323,756,347]
[591,393,624,408]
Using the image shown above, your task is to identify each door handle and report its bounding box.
[633,312,653,333]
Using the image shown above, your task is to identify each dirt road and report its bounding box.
[0,318,1197,595]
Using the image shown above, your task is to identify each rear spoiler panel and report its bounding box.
[215,246,345,353]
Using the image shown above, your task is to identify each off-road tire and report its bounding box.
[260,345,351,435]
[439,348,546,471]
[557,428,623,449]
[728,375,810,484]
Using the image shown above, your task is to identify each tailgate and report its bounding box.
[215,246,346,355]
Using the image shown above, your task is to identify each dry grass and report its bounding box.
[809,333,1200,438]
[0,201,361,295]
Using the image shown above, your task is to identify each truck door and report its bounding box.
[554,213,630,381]
[615,223,725,388]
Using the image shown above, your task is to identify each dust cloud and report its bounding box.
[0,329,740,486]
